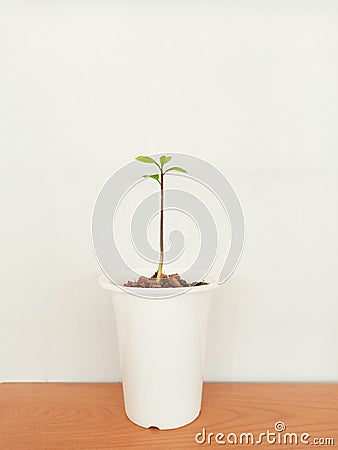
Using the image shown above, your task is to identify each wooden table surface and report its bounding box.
[0,383,337,449]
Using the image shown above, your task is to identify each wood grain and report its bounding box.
[0,383,337,449]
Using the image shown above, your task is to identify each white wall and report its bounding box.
[1,0,337,382]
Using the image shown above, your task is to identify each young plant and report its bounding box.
[135,155,187,280]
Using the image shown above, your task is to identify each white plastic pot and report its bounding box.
[99,269,219,430]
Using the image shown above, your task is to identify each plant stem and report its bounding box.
[157,169,164,279]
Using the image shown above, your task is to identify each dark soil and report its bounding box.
[124,271,209,288]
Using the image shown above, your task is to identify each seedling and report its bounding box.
[135,155,187,279]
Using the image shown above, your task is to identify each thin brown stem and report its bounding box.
[157,169,164,279]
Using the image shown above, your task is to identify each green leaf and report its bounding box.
[160,155,172,167]
[135,156,159,166]
[143,174,160,183]
[164,166,187,174]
